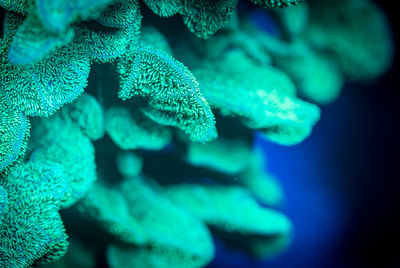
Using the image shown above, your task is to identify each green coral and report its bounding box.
[8,13,74,66]
[274,43,344,104]
[78,176,214,267]
[238,150,284,206]
[1,39,91,117]
[38,239,95,268]
[117,44,217,142]
[250,0,304,8]
[78,0,142,63]
[179,0,239,39]
[107,244,212,268]
[1,112,97,266]
[105,106,172,150]
[30,116,96,208]
[0,90,30,174]
[165,184,292,258]
[184,137,253,175]
[0,162,70,267]
[116,152,143,177]
[62,93,105,141]
[35,0,114,32]
[194,50,320,145]
[142,0,180,17]
[0,0,393,267]
[0,0,28,13]
[305,0,394,81]
[275,2,309,36]
[140,26,173,55]
[143,0,238,38]
[165,184,291,234]
[3,0,141,65]
[97,0,141,28]
[0,186,6,223]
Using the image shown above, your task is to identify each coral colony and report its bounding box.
[0,0,393,267]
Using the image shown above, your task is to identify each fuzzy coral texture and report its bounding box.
[0,0,393,267]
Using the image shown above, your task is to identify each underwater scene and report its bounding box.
[0,0,398,267]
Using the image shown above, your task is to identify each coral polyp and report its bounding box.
[0,0,393,267]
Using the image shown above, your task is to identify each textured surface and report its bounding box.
[31,116,97,208]
[194,50,320,145]
[250,0,304,8]
[0,91,30,174]
[62,93,105,141]
[1,41,91,117]
[78,176,215,267]
[105,106,172,150]
[0,162,70,267]
[117,45,217,142]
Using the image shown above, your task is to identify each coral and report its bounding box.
[79,0,142,62]
[107,244,210,268]
[194,50,320,145]
[8,13,74,65]
[142,0,180,17]
[305,0,394,81]
[179,0,239,39]
[1,37,91,117]
[184,137,253,175]
[0,0,393,267]
[0,162,70,267]
[250,0,304,8]
[35,0,114,32]
[143,0,239,38]
[116,152,143,177]
[117,44,217,142]
[165,184,291,235]
[77,174,215,267]
[0,185,6,223]
[164,184,292,257]
[105,106,172,150]
[0,90,30,174]
[238,150,284,206]
[30,115,97,208]
[38,239,95,268]
[0,0,27,14]
[61,93,105,141]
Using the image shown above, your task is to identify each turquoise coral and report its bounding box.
[117,44,217,142]
[238,150,284,206]
[0,0,393,267]
[0,185,6,223]
[142,0,180,17]
[38,239,95,268]
[0,0,27,14]
[250,0,304,8]
[305,0,393,81]
[194,50,320,145]
[62,93,105,141]
[77,175,215,267]
[1,38,91,117]
[0,162,70,267]
[8,13,74,66]
[0,89,30,174]
[30,115,97,208]
[164,184,292,257]
[105,106,172,150]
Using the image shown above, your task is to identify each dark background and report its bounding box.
[209,1,400,267]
